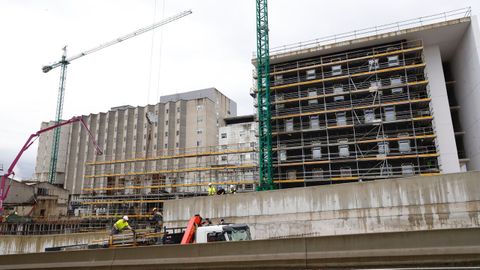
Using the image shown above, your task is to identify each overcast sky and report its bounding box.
[0,0,477,180]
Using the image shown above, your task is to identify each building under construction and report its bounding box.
[35,88,258,218]
[253,11,478,188]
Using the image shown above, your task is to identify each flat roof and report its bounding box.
[267,17,470,65]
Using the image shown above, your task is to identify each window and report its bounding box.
[310,115,319,129]
[197,141,202,146]
[221,133,227,139]
[370,80,381,90]
[339,142,349,157]
[336,112,347,126]
[164,143,168,148]
[331,65,342,76]
[154,145,157,150]
[285,118,294,132]
[274,74,283,85]
[392,87,403,94]
[398,139,411,153]
[177,106,180,113]
[390,77,402,86]
[387,55,399,67]
[340,167,352,177]
[312,146,322,160]
[239,131,245,137]
[333,85,344,102]
[197,118,203,123]
[312,169,323,180]
[37,188,48,196]
[176,118,180,124]
[380,163,393,176]
[197,129,203,135]
[176,142,179,148]
[197,105,203,111]
[166,109,169,114]
[308,89,318,105]
[279,150,287,161]
[165,131,168,137]
[368,58,379,71]
[176,130,180,136]
[287,170,296,179]
[165,121,168,126]
[378,142,390,155]
[306,69,316,80]
[221,155,227,161]
[402,163,414,176]
[384,106,396,122]
[364,109,376,123]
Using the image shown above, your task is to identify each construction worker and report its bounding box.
[111,216,133,235]
[207,183,216,196]
[217,186,226,195]
[150,208,163,232]
[229,185,237,194]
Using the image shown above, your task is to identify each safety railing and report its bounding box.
[268,7,471,56]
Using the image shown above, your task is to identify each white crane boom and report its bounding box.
[43,9,192,73]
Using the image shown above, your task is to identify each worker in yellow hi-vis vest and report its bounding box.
[111,216,134,235]
[207,183,216,196]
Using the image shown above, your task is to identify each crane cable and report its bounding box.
[146,0,159,104]
[155,0,166,103]
[146,0,166,105]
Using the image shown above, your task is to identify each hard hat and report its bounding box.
[230,185,235,189]
[123,215,129,221]
[208,183,212,186]
[152,208,157,212]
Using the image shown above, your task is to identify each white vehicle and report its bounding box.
[196,224,252,243]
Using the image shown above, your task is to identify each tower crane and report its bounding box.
[256,0,274,190]
[43,10,192,184]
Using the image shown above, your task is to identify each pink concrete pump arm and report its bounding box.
[0,116,103,215]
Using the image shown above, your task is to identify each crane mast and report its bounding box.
[43,10,192,184]
[48,47,68,184]
[256,0,274,190]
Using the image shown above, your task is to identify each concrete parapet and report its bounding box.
[164,172,480,239]
[0,232,109,255]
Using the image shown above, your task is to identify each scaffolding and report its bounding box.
[267,40,440,187]
[77,142,258,218]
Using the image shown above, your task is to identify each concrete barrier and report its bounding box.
[0,232,109,255]
[164,172,480,239]
[0,228,479,269]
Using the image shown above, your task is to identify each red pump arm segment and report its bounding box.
[0,116,103,215]
[181,215,203,244]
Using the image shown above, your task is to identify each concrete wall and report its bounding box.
[0,232,108,255]
[424,45,460,173]
[164,172,480,239]
[451,16,480,170]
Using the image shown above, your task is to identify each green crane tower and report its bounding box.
[256,0,274,190]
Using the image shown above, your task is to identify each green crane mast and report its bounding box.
[256,0,274,190]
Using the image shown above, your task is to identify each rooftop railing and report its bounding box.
[269,7,471,56]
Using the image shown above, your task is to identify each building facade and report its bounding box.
[253,12,478,188]
[35,88,237,198]
[217,115,258,191]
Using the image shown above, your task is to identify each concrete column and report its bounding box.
[424,45,460,173]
